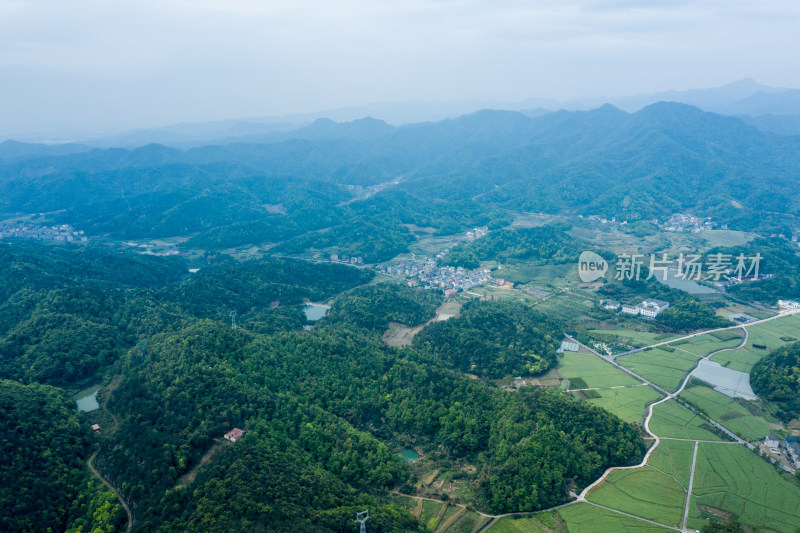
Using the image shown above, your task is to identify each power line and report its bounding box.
[355,509,370,533]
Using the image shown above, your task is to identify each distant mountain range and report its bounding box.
[2,101,799,242]
[46,79,796,147]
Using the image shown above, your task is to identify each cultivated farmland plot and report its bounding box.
[649,400,728,441]
[617,347,700,392]
[687,443,800,532]
[678,382,771,441]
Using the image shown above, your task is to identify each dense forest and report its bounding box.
[441,225,580,269]
[324,282,442,332]
[751,342,800,422]
[413,300,563,378]
[0,380,125,532]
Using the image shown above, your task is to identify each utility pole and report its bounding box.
[355,509,369,533]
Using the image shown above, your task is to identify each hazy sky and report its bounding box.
[1,0,799,137]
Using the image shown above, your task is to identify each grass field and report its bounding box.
[558,351,641,389]
[648,400,728,441]
[679,383,771,441]
[581,385,662,424]
[687,443,800,532]
[586,465,686,527]
[445,510,491,533]
[556,502,673,532]
[617,347,700,392]
[420,500,444,530]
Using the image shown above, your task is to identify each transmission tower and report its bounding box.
[355,509,370,533]
[137,340,147,363]
[229,310,237,329]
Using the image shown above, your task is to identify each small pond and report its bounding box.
[302,303,330,321]
[397,449,420,463]
[74,385,102,412]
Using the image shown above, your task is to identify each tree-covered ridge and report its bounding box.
[92,316,644,527]
[0,380,123,533]
[441,225,580,269]
[0,241,371,387]
[5,104,800,235]
[272,216,415,263]
[0,243,184,386]
[324,282,442,331]
[412,300,563,378]
[751,342,800,422]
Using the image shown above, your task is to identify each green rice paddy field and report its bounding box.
[585,441,693,528]
[617,347,699,392]
[648,400,728,441]
[711,314,800,373]
[686,443,800,532]
[679,383,772,441]
[558,352,640,389]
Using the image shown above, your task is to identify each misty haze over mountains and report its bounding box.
[4,78,800,147]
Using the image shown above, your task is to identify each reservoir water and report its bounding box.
[74,385,102,412]
[302,303,330,331]
[657,266,718,295]
[302,303,330,321]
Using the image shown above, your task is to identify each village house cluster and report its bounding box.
[661,212,712,233]
[377,258,494,296]
[464,226,489,241]
[0,222,88,243]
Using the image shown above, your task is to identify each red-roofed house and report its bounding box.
[224,428,245,443]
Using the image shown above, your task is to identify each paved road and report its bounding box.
[611,309,799,359]
[682,442,699,531]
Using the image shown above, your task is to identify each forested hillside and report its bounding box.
[751,342,800,422]
[413,300,563,378]
[0,240,647,531]
[0,380,125,532]
[441,225,580,269]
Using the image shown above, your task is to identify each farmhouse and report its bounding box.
[224,428,245,443]
[765,434,780,450]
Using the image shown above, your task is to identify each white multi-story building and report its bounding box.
[638,299,670,318]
